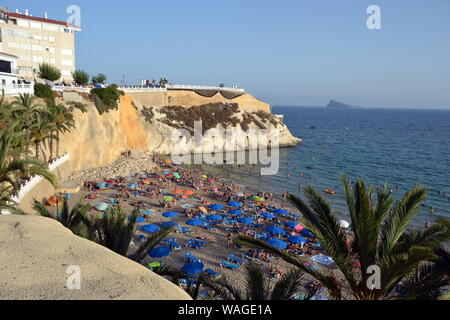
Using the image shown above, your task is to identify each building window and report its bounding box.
[0,59,12,73]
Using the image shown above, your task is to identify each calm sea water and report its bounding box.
[201,106,450,228]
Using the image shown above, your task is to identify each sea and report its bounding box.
[198,106,450,229]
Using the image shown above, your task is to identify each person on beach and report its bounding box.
[227,233,233,247]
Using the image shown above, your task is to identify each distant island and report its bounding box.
[326,100,365,109]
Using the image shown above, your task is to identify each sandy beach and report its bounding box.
[59,149,343,299]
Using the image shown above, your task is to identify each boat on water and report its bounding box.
[325,189,335,195]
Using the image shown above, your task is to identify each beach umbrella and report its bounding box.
[166,174,174,178]
[261,212,276,219]
[173,172,181,179]
[237,217,253,224]
[98,182,107,190]
[163,171,170,175]
[129,216,145,224]
[209,204,224,211]
[198,206,208,213]
[253,196,264,202]
[295,224,304,232]
[183,190,194,195]
[161,222,179,229]
[287,235,307,245]
[172,190,183,194]
[142,179,151,184]
[48,196,62,207]
[164,196,174,202]
[186,219,203,227]
[227,201,242,208]
[142,224,161,233]
[229,209,243,216]
[201,175,208,178]
[266,226,285,235]
[149,246,171,258]
[273,209,289,215]
[302,229,315,238]
[207,215,223,221]
[285,221,300,229]
[266,238,287,249]
[128,183,138,189]
[339,220,350,229]
[95,202,109,212]
[163,211,179,218]
[181,262,204,275]
[164,159,172,164]
[141,209,156,215]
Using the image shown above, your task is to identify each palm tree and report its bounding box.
[94,206,175,259]
[0,129,56,212]
[33,197,94,238]
[29,112,57,160]
[204,263,316,300]
[236,177,450,300]
[50,104,76,158]
[10,94,43,163]
[154,262,317,300]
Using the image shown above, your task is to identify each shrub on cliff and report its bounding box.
[72,69,90,86]
[37,63,61,82]
[90,85,124,115]
[34,83,55,106]
[158,103,240,134]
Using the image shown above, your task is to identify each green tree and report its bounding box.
[29,111,57,160]
[204,263,315,300]
[159,77,169,88]
[33,197,94,238]
[0,129,55,212]
[94,206,175,260]
[37,63,61,82]
[47,104,76,158]
[236,177,450,300]
[72,69,90,86]
[92,73,107,85]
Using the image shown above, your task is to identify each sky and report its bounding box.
[2,0,450,108]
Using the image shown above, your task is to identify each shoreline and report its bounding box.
[61,149,344,299]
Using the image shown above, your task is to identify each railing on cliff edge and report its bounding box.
[0,153,70,215]
[52,84,245,94]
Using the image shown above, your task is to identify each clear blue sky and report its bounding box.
[3,0,450,108]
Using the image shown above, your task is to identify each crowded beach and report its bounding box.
[58,150,350,299]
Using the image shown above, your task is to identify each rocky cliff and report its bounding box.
[17,91,300,213]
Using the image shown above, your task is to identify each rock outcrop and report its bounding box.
[326,100,365,109]
[0,215,192,300]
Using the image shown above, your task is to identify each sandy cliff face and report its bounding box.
[18,92,300,212]
[57,92,300,176]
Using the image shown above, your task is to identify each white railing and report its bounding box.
[53,85,91,93]
[118,86,167,92]
[1,83,34,95]
[1,153,70,214]
[167,84,245,92]
[50,84,245,94]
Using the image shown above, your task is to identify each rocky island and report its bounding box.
[326,100,365,109]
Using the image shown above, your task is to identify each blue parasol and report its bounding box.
[149,246,171,258]
[266,238,288,249]
[163,211,179,218]
[141,224,161,233]
[181,262,204,275]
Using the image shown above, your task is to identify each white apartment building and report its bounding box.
[0,8,81,81]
